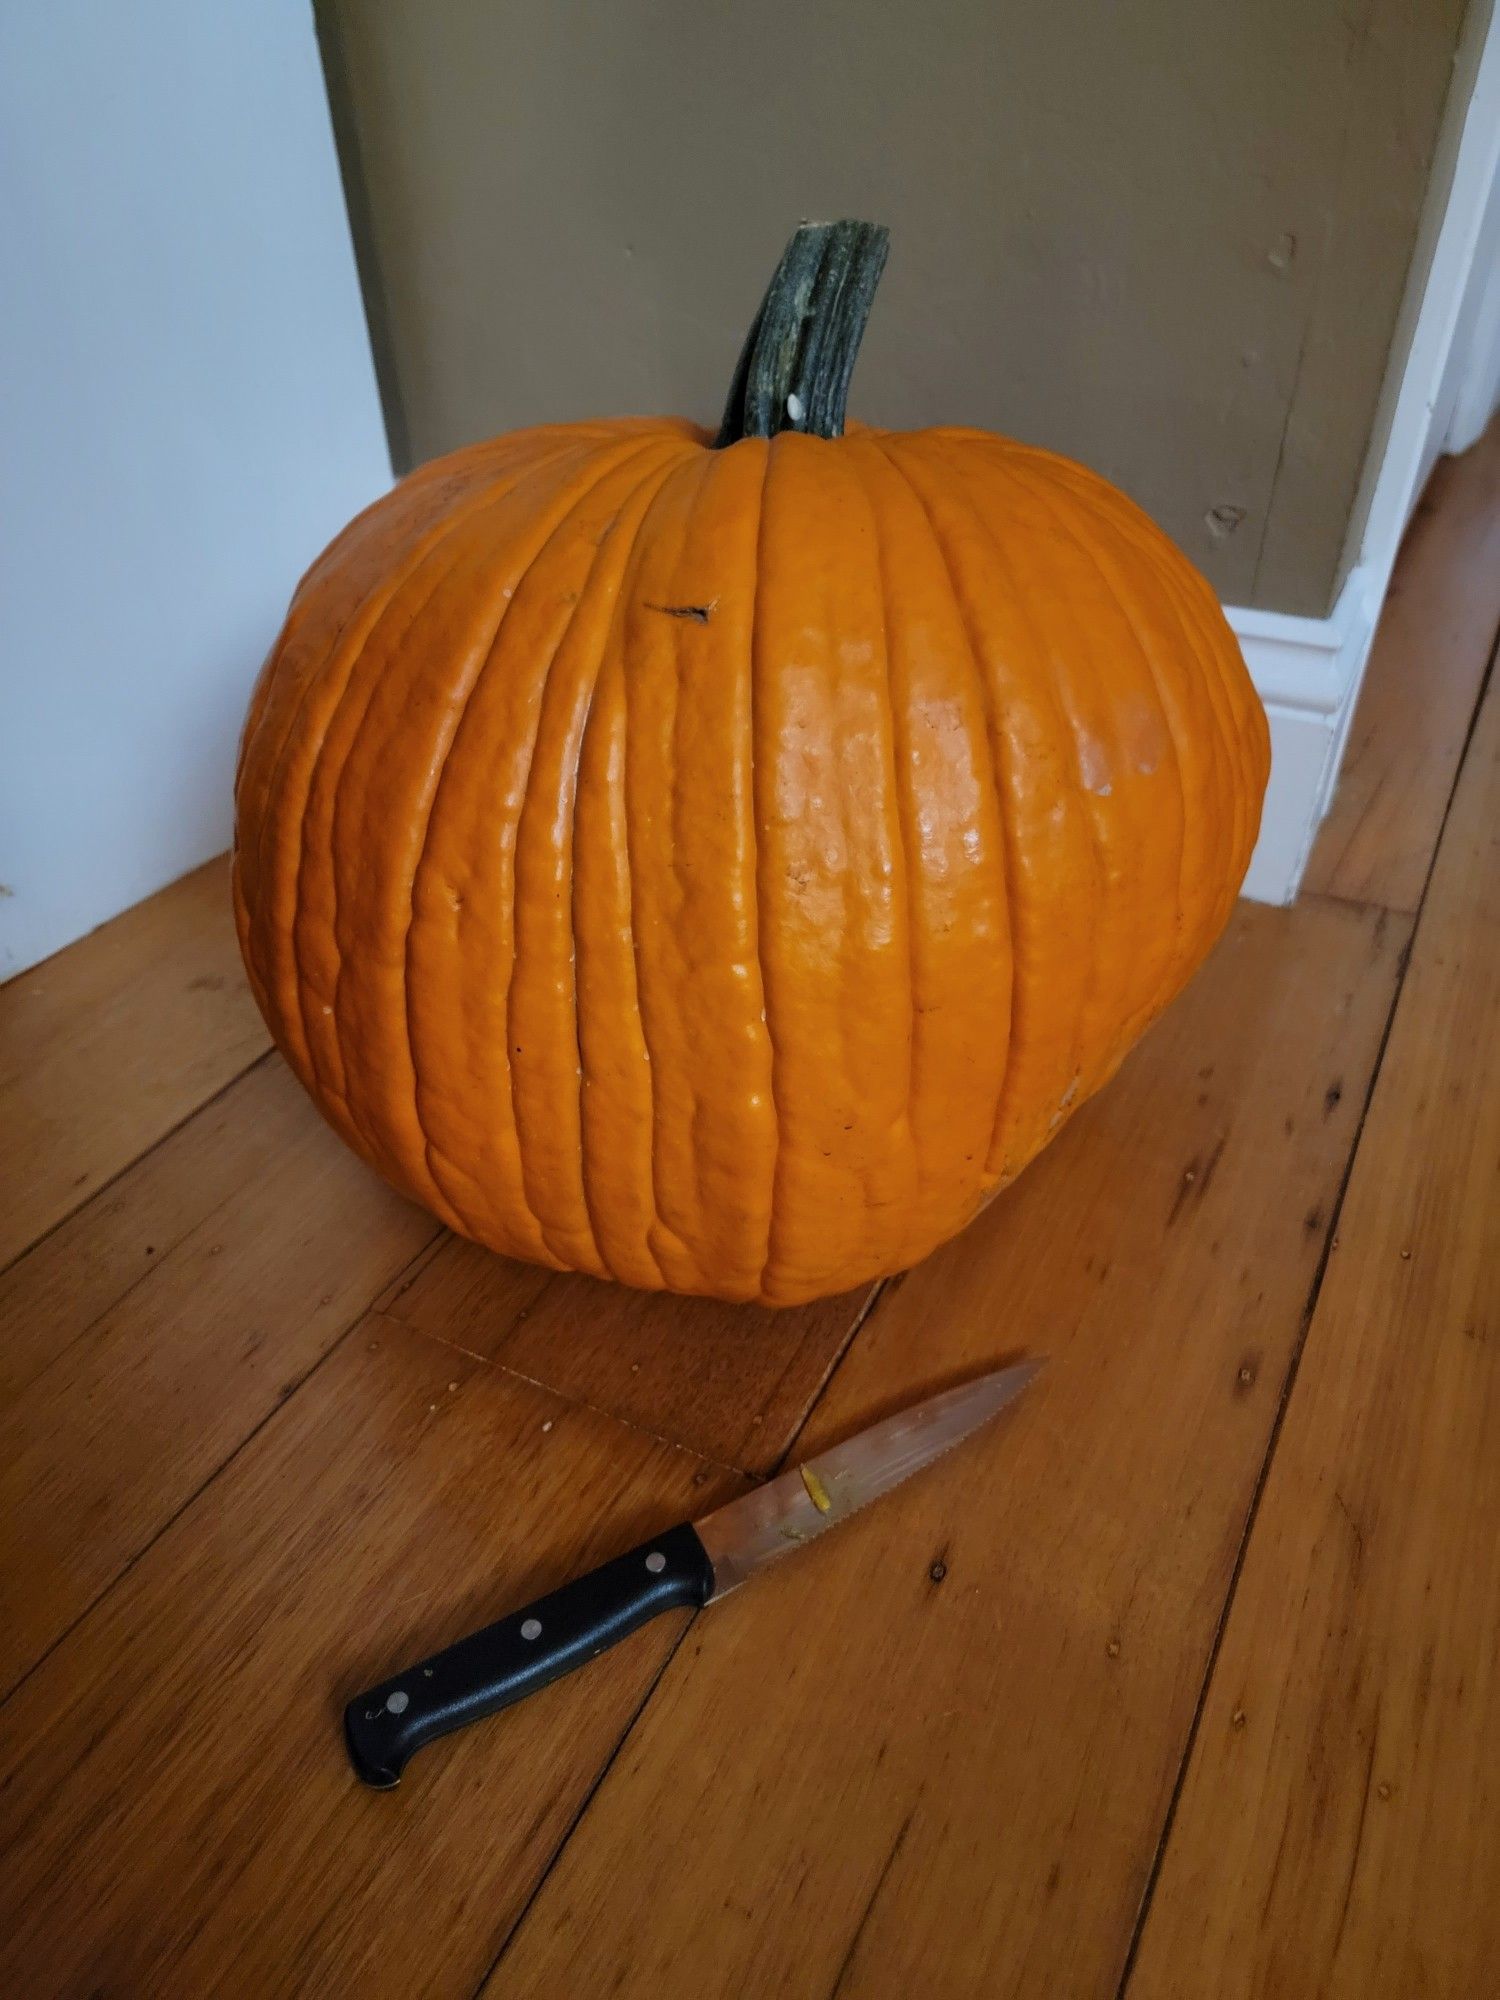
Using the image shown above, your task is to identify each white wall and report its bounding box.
[0,0,390,979]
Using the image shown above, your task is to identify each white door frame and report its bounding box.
[1232,0,1500,904]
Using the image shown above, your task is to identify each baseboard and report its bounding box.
[1226,569,1378,905]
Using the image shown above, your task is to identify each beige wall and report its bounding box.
[319,0,1473,616]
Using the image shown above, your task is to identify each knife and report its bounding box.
[344,1357,1041,1787]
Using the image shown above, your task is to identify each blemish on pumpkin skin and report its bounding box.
[646,599,717,623]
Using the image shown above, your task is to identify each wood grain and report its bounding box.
[489,895,1408,2000]
[0,1318,743,2000]
[387,1241,875,1475]
[1306,418,1500,911]
[0,1055,439,1696]
[0,857,269,1269]
[1126,678,1500,1997]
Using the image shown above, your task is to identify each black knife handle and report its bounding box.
[343,1521,715,1788]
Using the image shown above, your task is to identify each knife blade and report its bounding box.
[343,1357,1041,1787]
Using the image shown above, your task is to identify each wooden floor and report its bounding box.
[2,425,1496,2000]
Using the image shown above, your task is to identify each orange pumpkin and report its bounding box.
[234,222,1268,1306]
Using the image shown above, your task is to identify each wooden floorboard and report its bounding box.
[488,896,1406,2000]
[1125,679,1500,1998]
[0,858,269,1269]
[0,1318,745,1999]
[1306,419,1500,912]
[385,1241,876,1477]
[0,1055,439,1698]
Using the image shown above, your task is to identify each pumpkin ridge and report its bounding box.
[1036,464,1248,936]
[326,435,662,1220]
[1132,531,1267,892]
[675,438,780,1297]
[912,435,1163,1156]
[243,458,525,1095]
[576,458,700,1280]
[844,444,932,1253]
[749,439,792,1298]
[557,444,706,1282]
[251,430,591,922]
[873,436,1061,1181]
[1090,507,1249,934]
[350,438,655,1226]
[427,434,686,1256]
[638,449,732,1283]
[991,453,1193,1015]
[846,435,1011,1239]
[668,456,776,1288]
[614,447,721,1288]
[1016,451,1265,890]
[264,438,599,1133]
[1042,462,1269,1003]
[968,460,1168,1107]
[472,436,694,1265]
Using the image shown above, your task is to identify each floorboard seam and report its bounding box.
[389,1314,754,1483]
[0,1045,277,1282]
[0,1226,440,1715]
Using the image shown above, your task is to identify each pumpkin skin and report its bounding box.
[234,231,1268,1307]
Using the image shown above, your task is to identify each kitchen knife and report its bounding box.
[344,1357,1041,1788]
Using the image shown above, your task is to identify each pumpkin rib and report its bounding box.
[661,446,779,1292]
[320,437,650,1220]
[630,448,728,1288]
[329,440,629,1221]
[261,437,596,1137]
[753,438,922,1300]
[868,437,1024,1190]
[618,449,724,1289]
[570,456,706,1293]
[1151,551,1268,891]
[990,453,1195,1022]
[567,447,700,1287]
[889,436,1100,1176]
[956,436,1262,925]
[849,437,995,1244]
[242,461,512,1094]
[1121,544,1252,928]
[249,428,587,920]
[1076,487,1251,951]
[951,444,1198,1127]
[1017,455,1255,921]
[850,450,920,1252]
[266,462,563,1152]
[422,438,693,1271]
[804,442,924,1280]
[553,444,709,1281]
[495,438,696,1270]
[975,462,1180,1109]
[750,439,794,1297]
[1179,589,1264,932]
[427,434,685,1255]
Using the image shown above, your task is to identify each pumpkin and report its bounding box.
[234,221,1269,1307]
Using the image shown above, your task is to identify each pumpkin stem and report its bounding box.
[714,220,889,447]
